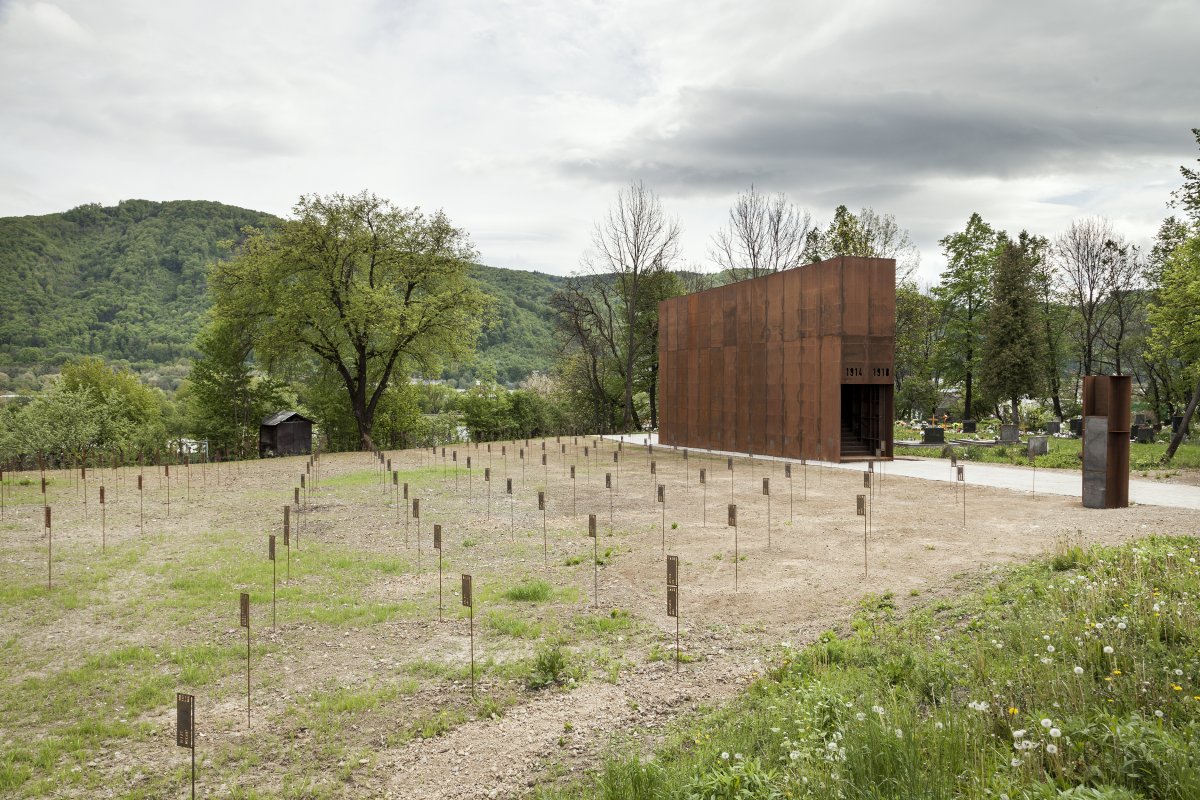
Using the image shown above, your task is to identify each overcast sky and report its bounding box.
[1,0,1197,284]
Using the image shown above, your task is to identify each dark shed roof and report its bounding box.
[261,411,313,427]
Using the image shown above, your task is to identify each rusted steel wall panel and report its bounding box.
[658,256,895,462]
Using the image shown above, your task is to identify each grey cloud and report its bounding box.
[560,87,1190,194]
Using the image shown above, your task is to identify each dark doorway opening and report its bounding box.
[841,384,891,459]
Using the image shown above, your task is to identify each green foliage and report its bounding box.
[894,282,942,419]
[545,536,1200,800]
[208,191,491,449]
[934,212,998,419]
[980,233,1046,421]
[528,643,569,690]
[504,579,553,603]
[0,200,273,373]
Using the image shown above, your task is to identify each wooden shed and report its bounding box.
[259,411,314,458]
[658,255,895,462]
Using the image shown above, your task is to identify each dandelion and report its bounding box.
[1046,743,1058,755]
[935,721,945,730]
[855,712,866,722]
[1011,758,1022,767]
[1117,622,1127,630]
[734,753,743,761]
[721,752,729,760]
[1104,646,1114,654]
[1155,710,1164,718]
[1047,645,1055,653]
[1041,718,1052,728]
[789,750,799,760]
[1049,728,1061,738]
[1074,666,1084,675]
[872,705,886,716]
[894,728,903,739]
[1012,729,1027,739]
[1175,668,1183,676]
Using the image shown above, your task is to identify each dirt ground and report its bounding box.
[2,440,1198,799]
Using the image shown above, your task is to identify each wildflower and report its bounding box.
[1174,668,1183,676]
[1012,729,1027,739]
[1008,707,1019,715]
[1041,718,1052,729]
[894,728,903,739]
[1049,728,1061,738]
[855,712,866,722]
[721,752,729,760]
[1047,645,1055,653]
[1011,758,1022,767]
[1046,743,1058,755]
[935,721,944,730]
[872,705,886,716]
[1117,622,1127,630]
[1104,646,1114,654]
[734,753,743,761]
[789,750,799,760]
[1155,710,1164,718]
[1074,666,1084,675]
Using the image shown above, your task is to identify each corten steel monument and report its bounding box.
[658,256,895,462]
[1081,375,1131,508]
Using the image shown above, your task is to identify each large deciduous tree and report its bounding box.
[979,234,1045,424]
[209,192,489,450]
[1054,217,1138,380]
[575,182,682,431]
[1147,232,1200,461]
[802,205,920,281]
[933,213,997,420]
[709,186,812,280]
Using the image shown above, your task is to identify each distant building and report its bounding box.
[259,411,314,458]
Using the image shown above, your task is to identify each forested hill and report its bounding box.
[0,199,565,389]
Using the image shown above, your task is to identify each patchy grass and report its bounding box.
[541,536,1200,800]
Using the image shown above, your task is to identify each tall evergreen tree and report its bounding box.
[980,234,1045,425]
[933,213,997,420]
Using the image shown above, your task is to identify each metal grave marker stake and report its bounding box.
[99,485,106,552]
[728,503,738,591]
[763,477,771,550]
[728,456,734,500]
[507,477,514,539]
[657,483,666,553]
[570,465,576,518]
[605,472,613,532]
[857,494,868,577]
[589,513,598,608]
[413,498,421,570]
[240,592,250,727]
[785,463,793,522]
[484,467,491,519]
[283,505,291,581]
[700,467,707,526]
[957,465,966,527]
[538,490,547,567]
[666,555,680,670]
[45,506,52,589]
[269,535,277,630]
[434,524,443,621]
[462,574,475,697]
[176,692,196,799]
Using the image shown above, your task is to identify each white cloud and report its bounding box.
[0,0,1196,281]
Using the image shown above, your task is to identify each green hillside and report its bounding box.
[0,199,564,390]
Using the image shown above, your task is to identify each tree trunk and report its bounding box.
[1163,373,1200,463]
[1051,373,1064,420]
[1012,397,1020,427]
[964,368,973,420]
[649,362,659,430]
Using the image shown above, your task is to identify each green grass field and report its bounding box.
[540,536,1200,799]
[895,435,1200,472]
